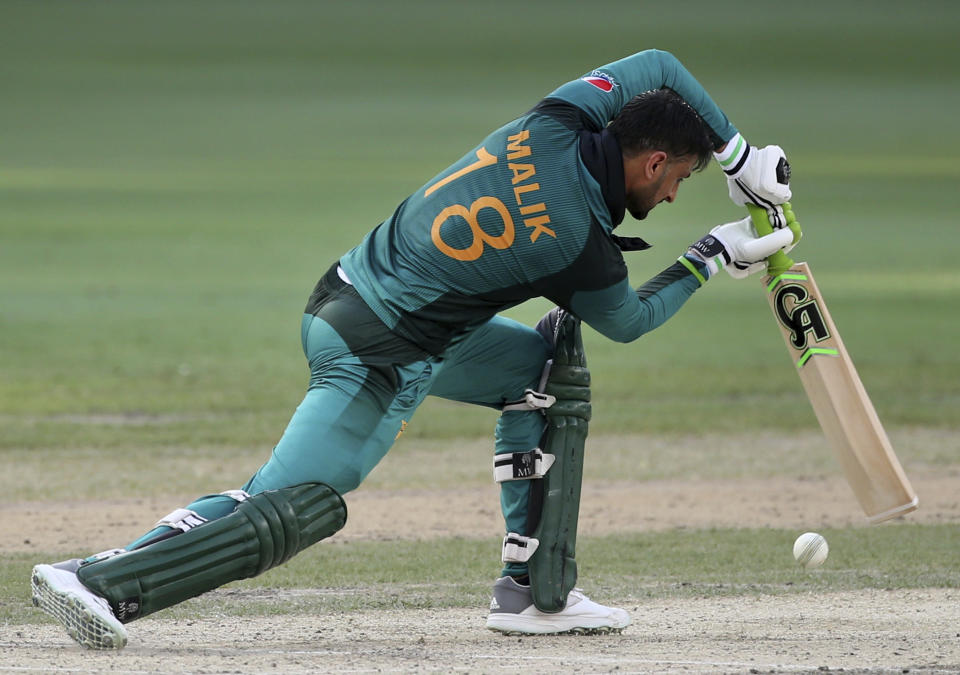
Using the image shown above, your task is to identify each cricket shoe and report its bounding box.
[31,559,128,650]
[485,575,630,635]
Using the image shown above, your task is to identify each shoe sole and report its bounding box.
[487,625,626,636]
[486,615,628,636]
[31,566,127,650]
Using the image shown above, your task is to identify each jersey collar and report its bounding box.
[577,127,626,229]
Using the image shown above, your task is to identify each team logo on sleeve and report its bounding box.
[581,71,617,92]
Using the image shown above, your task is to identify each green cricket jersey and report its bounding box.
[339,49,738,355]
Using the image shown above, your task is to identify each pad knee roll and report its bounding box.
[77,483,346,622]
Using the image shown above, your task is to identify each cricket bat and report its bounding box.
[748,204,919,523]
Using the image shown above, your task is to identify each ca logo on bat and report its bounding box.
[774,282,830,350]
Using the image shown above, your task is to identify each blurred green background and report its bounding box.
[2,0,958,457]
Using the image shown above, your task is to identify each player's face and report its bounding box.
[624,154,697,220]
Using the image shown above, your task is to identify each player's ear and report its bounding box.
[645,151,668,179]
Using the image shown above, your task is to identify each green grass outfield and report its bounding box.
[1,0,958,623]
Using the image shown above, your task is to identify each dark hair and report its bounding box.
[608,88,714,172]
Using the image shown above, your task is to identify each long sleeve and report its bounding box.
[544,49,737,148]
[568,260,706,343]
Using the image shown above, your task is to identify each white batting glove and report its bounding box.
[687,216,795,280]
[715,135,792,228]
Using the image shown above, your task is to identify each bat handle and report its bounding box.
[747,204,794,276]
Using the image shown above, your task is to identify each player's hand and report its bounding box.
[715,135,792,228]
[686,215,795,280]
[728,202,801,278]
[728,144,792,205]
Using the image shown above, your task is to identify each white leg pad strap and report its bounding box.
[493,448,556,482]
[154,508,208,533]
[502,533,539,563]
[501,389,557,412]
[86,548,127,564]
[152,491,247,533]
[501,358,556,413]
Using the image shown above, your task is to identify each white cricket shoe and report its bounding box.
[31,559,128,650]
[485,575,630,635]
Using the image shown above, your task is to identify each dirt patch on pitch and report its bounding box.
[4,469,958,554]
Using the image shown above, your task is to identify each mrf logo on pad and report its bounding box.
[581,71,617,92]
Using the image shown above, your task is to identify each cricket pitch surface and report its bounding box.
[4,587,957,673]
[3,431,958,673]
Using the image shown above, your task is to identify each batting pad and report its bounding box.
[77,483,346,622]
[527,311,591,613]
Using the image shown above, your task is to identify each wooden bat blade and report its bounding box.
[764,262,918,523]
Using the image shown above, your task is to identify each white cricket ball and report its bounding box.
[793,532,828,568]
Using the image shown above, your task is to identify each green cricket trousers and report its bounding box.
[129,264,550,571]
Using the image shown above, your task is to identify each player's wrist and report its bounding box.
[713,132,750,178]
[677,252,714,285]
[686,230,731,280]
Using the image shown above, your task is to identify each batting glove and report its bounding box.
[686,214,795,280]
[725,202,801,278]
[715,134,792,228]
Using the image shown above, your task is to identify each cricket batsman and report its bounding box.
[31,49,796,648]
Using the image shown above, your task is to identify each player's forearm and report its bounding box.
[570,262,702,343]
[546,49,737,148]
[612,49,736,147]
